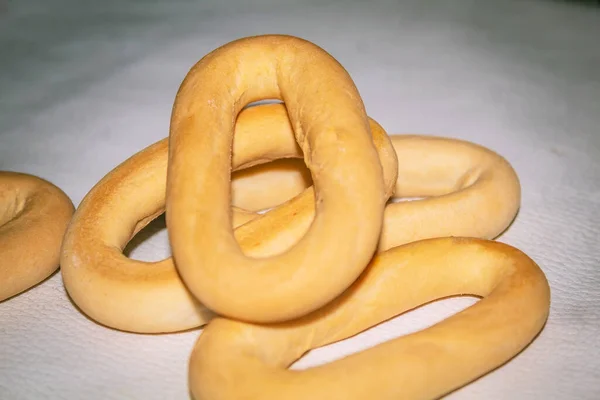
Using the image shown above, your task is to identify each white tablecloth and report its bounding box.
[1,0,599,398]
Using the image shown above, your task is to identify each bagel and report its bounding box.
[166,34,388,323]
[59,33,546,400]
[61,105,521,334]
[189,237,551,400]
[232,134,522,252]
[0,171,74,301]
[60,104,398,333]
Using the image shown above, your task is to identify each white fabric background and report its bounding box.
[1,0,599,398]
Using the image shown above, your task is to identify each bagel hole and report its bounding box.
[389,196,425,203]
[123,213,171,262]
[290,295,479,370]
[231,158,312,213]
[390,167,483,202]
[242,99,283,110]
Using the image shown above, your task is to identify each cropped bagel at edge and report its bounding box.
[0,171,74,301]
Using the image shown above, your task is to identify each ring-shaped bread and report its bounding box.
[244,134,521,252]
[189,237,550,400]
[166,34,387,322]
[61,104,522,334]
[0,171,74,301]
[60,104,397,333]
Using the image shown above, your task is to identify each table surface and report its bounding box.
[1,0,599,399]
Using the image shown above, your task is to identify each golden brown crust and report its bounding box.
[60,112,522,334]
[166,34,388,323]
[58,34,546,399]
[189,237,550,400]
[381,135,521,250]
[231,133,523,252]
[0,171,74,301]
[60,104,397,333]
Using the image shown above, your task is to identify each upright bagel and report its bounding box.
[60,104,398,333]
[166,34,387,323]
[189,237,551,400]
[0,171,74,301]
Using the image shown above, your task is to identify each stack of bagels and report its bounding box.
[1,35,550,399]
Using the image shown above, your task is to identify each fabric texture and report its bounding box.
[1,0,599,398]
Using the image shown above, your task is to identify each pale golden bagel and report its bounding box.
[0,171,74,301]
[379,135,521,250]
[166,34,388,323]
[60,104,521,334]
[60,104,398,333]
[232,134,522,252]
[189,237,551,400]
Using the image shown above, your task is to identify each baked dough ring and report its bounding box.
[189,237,551,400]
[166,34,387,323]
[0,171,74,301]
[379,135,520,250]
[60,104,398,333]
[234,134,521,251]
[60,104,521,334]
